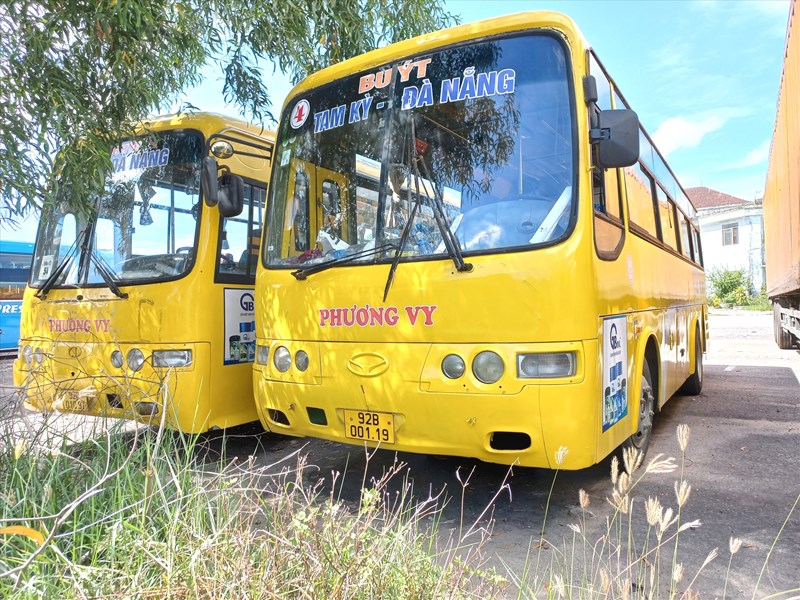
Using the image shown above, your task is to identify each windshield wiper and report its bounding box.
[87,250,128,299]
[35,229,86,300]
[383,128,425,302]
[291,242,397,281]
[413,139,472,274]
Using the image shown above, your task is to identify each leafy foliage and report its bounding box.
[0,0,457,218]
[707,267,753,306]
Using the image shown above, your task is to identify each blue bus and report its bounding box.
[0,240,33,356]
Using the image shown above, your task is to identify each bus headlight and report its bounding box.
[110,350,124,369]
[22,345,33,365]
[256,344,269,365]
[295,350,309,372]
[127,348,145,371]
[33,347,45,364]
[441,354,466,379]
[517,352,576,379]
[273,346,291,372]
[472,351,504,384]
[153,350,192,368]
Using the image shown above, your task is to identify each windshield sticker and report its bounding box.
[309,62,516,135]
[319,304,437,328]
[407,67,516,110]
[602,316,628,432]
[290,99,311,129]
[38,256,54,280]
[111,147,170,173]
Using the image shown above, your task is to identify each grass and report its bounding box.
[1,385,798,599]
[0,407,506,598]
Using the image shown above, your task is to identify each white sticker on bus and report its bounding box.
[602,315,628,432]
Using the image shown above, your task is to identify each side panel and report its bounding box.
[765,0,800,299]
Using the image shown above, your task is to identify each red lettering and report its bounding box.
[342,306,356,327]
[319,308,330,326]
[384,307,399,326]
[368,306,383,326]
[397,61,414,82]
[359,73,375,93]
[404,306,423,326]
[373,69,392,89]
[414,58,431,78]
[418,305,437,326]
[330,308,343,327]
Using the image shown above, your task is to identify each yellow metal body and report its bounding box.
[14,113,274,432]
[253,12,707,468]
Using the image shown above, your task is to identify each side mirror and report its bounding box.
[201,156,219,207]
[591,109,640,169]
[218,173,244,218]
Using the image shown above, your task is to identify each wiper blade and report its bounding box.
[383,127,424,302]
[412,126,472,274]
[35,233,84,300]
[87,250,128,299]
[291,243,396,281]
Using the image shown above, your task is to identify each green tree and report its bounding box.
[0,0,457,219]
[707,266,753,306]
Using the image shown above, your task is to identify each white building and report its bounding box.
[686,186,765,293]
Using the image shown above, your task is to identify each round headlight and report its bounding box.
[295,350,309,372]
[273,346,291,373]
[22,345,33,365]
[441,354,466,379]
[33,347,45,364]
[127,348,145,371]
[110,350,124,369]
[472,351,504,384]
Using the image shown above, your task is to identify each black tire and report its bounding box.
[622,357,655,459]
[774,303,794,349]
[679,331,703,395]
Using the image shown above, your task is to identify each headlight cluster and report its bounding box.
[108,348,192,371]
[440,350,577,383]
[20,344,45,365]
[272,345,309,373]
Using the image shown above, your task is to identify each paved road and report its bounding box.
[2,309,799,597]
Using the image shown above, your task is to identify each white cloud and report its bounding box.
[727,140,771,169]
[652,115,726,156]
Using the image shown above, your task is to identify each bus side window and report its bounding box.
[217,182,267,281]
[656,185,678,251]
[678,211,693,260]
[627,162,659,240]
[589,52,625,259]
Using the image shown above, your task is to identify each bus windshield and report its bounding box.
[266,33,575,269]
[30,130,204,288]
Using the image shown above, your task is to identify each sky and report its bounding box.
[2,0,791,243]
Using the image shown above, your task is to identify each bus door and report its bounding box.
[283,159,350,257]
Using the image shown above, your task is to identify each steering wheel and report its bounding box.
[176,246,193,254]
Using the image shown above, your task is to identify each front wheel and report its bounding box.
[622,357,655,459]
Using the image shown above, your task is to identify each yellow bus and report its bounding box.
[254,12,707,469]
[14,112,274,433]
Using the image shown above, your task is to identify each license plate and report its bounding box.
[343,409,395,444]
[56,392,89,413]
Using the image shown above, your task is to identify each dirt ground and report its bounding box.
[2,308,799,597]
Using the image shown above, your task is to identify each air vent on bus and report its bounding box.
[489,431,532,451]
